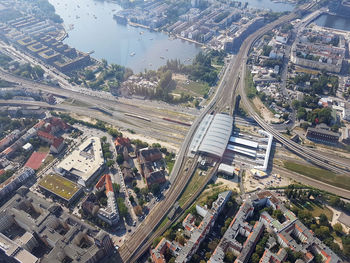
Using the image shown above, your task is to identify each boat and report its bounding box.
[149,38,153,40]
[139,31,144,35]
[165,48,168,51]
[76,15,80,19]
[160,56,165,59]
[130,52,136,56]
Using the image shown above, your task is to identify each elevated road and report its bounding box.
[118,3,346,262]
[120,3,350,261]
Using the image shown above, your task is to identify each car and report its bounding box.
[128,229,131,232]
[133,221,136,226]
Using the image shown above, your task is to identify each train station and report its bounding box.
[189,113,273,172]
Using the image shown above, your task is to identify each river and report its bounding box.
[49,0,294,73]
[313,14,350,32]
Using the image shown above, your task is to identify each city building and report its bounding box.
[38,174,83,206]
[291,29,345,73]
[56,137,105,187]
[94,174,119,226]
[306,124,340,145]
[190,113,233,159]
[150,191,232,263]
[209,191,341,263]
[0,167,34,199]
[137,147,166,187]
[0,187,114,263]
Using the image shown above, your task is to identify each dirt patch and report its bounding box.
[252,97,280,124]
[173,74,188,81]
[122,130,179,153]
[70,113,97,124]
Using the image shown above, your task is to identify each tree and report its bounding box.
[329,196,340,207]
[84,69,95,80]
[255,244,264,255]
[134,205,142,216]
[319,213,329,226]
[224,251,235,263]
[315,226,330,240]
[117,198,128,218]
[149,183,160,195]
[251,253,260,263]
[113,183,120,193]
[194,99,200,108]
[333,223,343,234]
[208,239,219,251]
[106,160,115,167]
[116,154,124,165]
[101,58,108,68]
[152,237,162,248]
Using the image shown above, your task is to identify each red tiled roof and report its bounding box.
[52,137,64,148]
[2,146,13,155]
[105,174,113,193]
[114,137,130,146]
[34,120,45,129]
[25,151,48,170]
[37,130,55,141]
[0,170,4,176]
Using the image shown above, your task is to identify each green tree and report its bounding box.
[333,223,343,234]
[251,253,260,263]
[116,154,124,165]
[224,251,235,263]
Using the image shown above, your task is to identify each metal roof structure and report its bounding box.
[198,114,233,158]
[188,114,213,157]
[229,136,259,149]
[227,144,257,158]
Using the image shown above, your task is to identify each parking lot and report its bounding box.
[244,170,291,192]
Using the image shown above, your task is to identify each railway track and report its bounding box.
[117,2,350,262]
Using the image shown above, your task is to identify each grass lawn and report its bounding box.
[178,169,209,207]
[245,71,257,99]
[39,174,80,200]
[292,201,333,220]
[174,80,209,97]
[38,146,50,153]
[284,161,350,191]
[166,159,175,175]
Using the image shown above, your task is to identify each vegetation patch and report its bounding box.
[283,161,350,191]
[39,174,80,200]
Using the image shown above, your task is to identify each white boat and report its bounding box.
[130,52,136,56]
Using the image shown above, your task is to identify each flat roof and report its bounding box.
[198,113,233,158]
[218,163,236,175]
[38,174,81,201]
[229,136,258,149]
[227,144,256,158]
[57,137,104,184]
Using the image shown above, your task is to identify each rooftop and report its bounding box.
[38,174,81,201]
[198,113,233,158]
[57,137,104,185]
